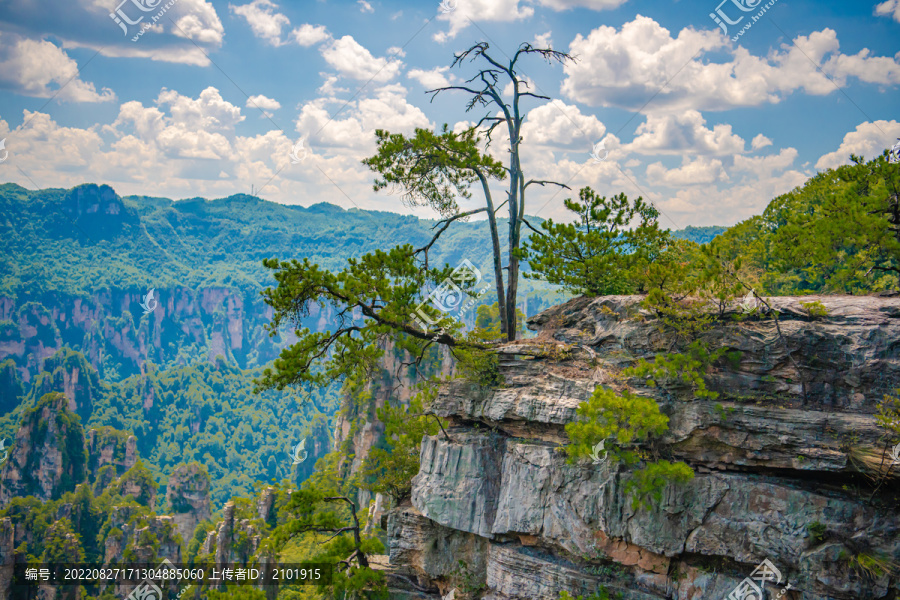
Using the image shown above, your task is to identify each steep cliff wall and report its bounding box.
[0,287,304,383]
[388,295,900,600]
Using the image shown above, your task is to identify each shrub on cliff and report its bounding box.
[565,385,693,510]
[523,188,670,297]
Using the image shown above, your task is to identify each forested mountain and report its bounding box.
[0,182,579,508]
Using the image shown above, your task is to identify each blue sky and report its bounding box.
[0,0,898,227]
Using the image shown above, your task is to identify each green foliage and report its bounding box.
[847,551,900,579]
[268,474,387,599]
[624,340,724,400]
[800,300,830,318]
[362,125,506,217]
[565,387,669,465]
[807,521,827,544]
[258,246,488,393]
[524,188,669,296]
[765,154,900,292]
[876,391,900,438]
[475,302,526,339]
[624,460,694,511]
[565,386,693,512]
[357,389,442,503]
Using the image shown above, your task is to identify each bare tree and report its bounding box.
[428,42,575,340]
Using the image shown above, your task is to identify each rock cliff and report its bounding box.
[165,462,212,544]
[388,295,900,600]
[0,392,87,503]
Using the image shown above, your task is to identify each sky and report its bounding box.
[0,0,899,228]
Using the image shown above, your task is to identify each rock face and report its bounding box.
[85,427,137,479]
[165,463,211,544]
[0,392,87,503]
[390,295,900,600]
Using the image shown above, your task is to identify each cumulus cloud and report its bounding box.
[230,0,291,46]
[407,67,452,89]
[626,111,745,156]
[230,0,329,47]
[561,16,900,112]
[875,0,900,22]
[0,35,115,103]
[358,0,374,13]
[0,84,440,215]
[815,120,900,169]
[0,0,223,66]
[434,0,534,42]
[645,156,729,187]
[246,94,281,116]
[295,84,431,149]
[751,134,773,150]
[171,0,225,44]
[522,99,606,148]
[533,31,553,48]
[291,24,331,46]
[321,36,402,82]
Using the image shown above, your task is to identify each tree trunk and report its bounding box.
[475,169,507,336]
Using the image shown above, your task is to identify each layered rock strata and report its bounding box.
[389,295,900,600]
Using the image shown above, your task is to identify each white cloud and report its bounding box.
[318,74,349,97]
[434,0,534,42]
[291,24,331,46]
[246,94,281,116]
[522,99,606,148]
[229,0,329,47]
[815,120,900,169]
[295,84,431,149]
[321,36,401,82]
[626,111,745,156]
[732,147,799,174]
[561,17,900,112]
[358,0,374,13]
[533,31,553,48]
[387,46,406,57]
[0,36,115,103]
[157,87,246,132]
[751,134,772,150]
[407,67,451,89]
[230,0,291,46]
[646,156,728,187]
[171,0,225,44]
[875,0,900,22]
